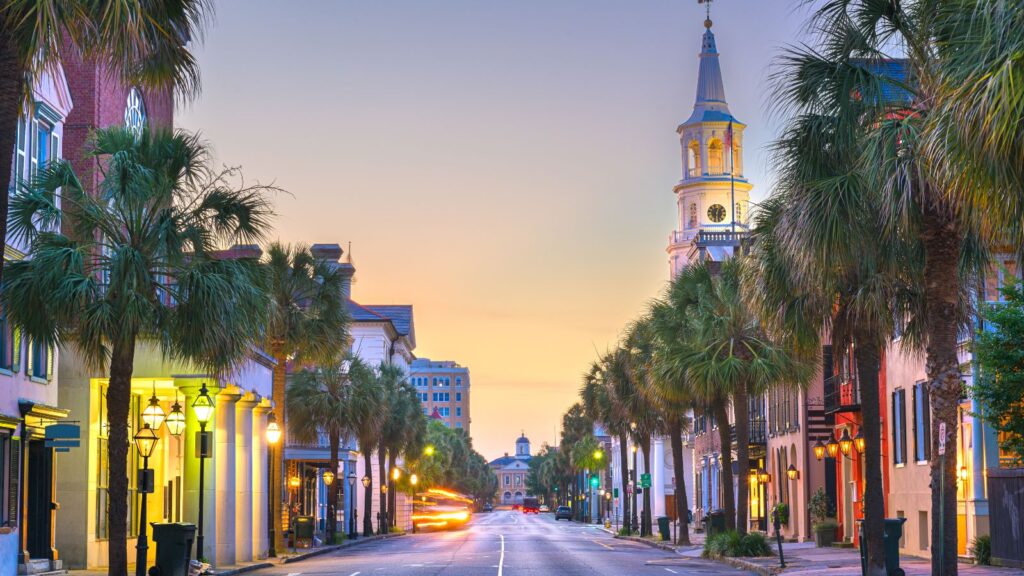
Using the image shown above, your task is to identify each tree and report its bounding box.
[3,126,271,575]
[287,358,355,545]
[381,380,425,527]
[373,362,407,533]
[974,281,1024,465]
[264,242,349,550]
[412,420,496,503]
[620,330,665,538]
[0,0,210,288]
[581,355,632,533]
[346,358,386,536]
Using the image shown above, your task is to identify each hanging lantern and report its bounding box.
[813,437,826,461]
[758,468,771,484]
[787,464,799,481]
[142,384,166,431]
[265,413,282,445]
[839,428,854,456]
[323,469,335,485]
[826,434,840,459]
[853,429,865,454]
[165,399,186,437]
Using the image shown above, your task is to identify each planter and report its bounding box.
[814,524,837,548]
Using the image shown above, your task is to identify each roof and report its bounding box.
[365,305,413,337]
[348,300,390,323]
[682,22,742,127]
[489,455,516,467]
[516,434,530,445]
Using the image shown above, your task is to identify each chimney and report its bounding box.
[310,243,355,298]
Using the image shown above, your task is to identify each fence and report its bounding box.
[987,467,1024,568]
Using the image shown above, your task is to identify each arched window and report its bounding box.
[733,141,742,175]
[708,139,724,175]
[687,141,701,177]
[689,203,698,228]
[736,203,742,224]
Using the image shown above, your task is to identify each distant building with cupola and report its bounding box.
[489,434,532,505]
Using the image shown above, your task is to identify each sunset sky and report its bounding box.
[177,0,810,460]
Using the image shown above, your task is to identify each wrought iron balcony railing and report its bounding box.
[823,373,861,415]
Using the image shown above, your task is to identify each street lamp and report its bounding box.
[265,412,280,556]
[323,469,335,486]
[134,423,158,576]
[166,395,186,437]
[593,449,603,461]
[813,437,826,461]
[362,475,371,488]
[142,384,166,431]
[410,474,419,533]
[424,445,435,456]
[192,383,214,560]
[838,428,854,457]
[289,475,301,488]
[854,429,865,454]
[347,472,358,539]
[787,464,799,481]
[826,434,840,459]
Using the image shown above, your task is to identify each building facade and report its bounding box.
[409,358,470,432]
[1,61,74,576]
[489,435,532,505]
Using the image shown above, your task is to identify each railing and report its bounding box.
[823,373,861,414]
[696,229,749,246]
[729,417,767,446]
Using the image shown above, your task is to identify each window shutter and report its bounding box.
[922,387,931,460]
[911,386,918,461]
[46,345,54,382]
[900,390,908,464]
[11,330,20,373]
[8,438,19,525]
[25,340,32,376]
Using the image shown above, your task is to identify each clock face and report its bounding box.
[708,204,727,223]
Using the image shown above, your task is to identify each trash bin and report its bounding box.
[657,517,671,541]
[884,517,907,576]
[708,509,726,537]
[150,522,196,576]
[857,518,908,576]
[294,515,315,548]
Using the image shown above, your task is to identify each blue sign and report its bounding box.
[45,423,81,452]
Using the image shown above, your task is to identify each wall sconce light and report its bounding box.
[787,464,799,481]
[813,437,826,461]
[854,429,865,454]
[959,466,968,482]
[838,428,854,457]
[826,435,840,459]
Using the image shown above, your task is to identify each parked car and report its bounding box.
[554,506,572,521]
[540,505,550,513]
[481,503,494,512]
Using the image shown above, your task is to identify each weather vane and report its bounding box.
[698,0,713,27]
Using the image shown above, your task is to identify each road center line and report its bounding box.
[498,534,505,576]
[592,539,613,550]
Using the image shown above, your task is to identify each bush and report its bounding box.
[702,530,773,558]
[971,534,991,565]
[812,517,839,532]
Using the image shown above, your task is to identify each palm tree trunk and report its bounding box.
[714,401,737,531]
[734,383,751,535]
[377,447,387,534]
[921,201,963,576]
[270,346,287,553]
[668,418,690,545]
[618,433,630,535]
[362,450,374,536]
[0,39,24,289]
[387,450,397,528]
[641,435,652,537]
[107,335,137,576]
[854,337,886,576]
[327,432,340,545]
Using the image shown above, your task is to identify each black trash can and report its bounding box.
[708,509,726,537]
[294,515,315,548]
[150,522,196,576]
[884,517,907,576]
[657,517,671,541]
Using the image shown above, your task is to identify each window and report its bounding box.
[445,377,450,387]
[12,118,27,190]
[456,407,462,416]
[456,422,462,428]
[28,339,51,381]
[708,139,724,174]
[736,202,743,224]
[912,383,931,462]
[456,377,462,387]
[0,311,17,372]
[30,118,53,177]
[689,203,698,228]
[456,393,462,402]
[505,475,510,485]
[918,511,928,550]
[893,389,908,465]
[0,431,14,527]
[687,140,701,177]
[432,378,436,386]
[439,407,450,417]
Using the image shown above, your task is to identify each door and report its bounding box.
[26,439,54,560]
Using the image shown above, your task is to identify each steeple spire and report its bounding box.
[684,2,737,126]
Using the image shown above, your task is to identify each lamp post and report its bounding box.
[389,467,401,530]
[323,468,336,542]
[347,472,357,539]
[631,443,639,536]
[410,473,418,534]
[192,383,215,560]
[265,413,281,556]
[361,475,371,536]
[379,483,389,534]
[134,423,159,576]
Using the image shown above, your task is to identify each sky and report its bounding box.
[176,0,812,460]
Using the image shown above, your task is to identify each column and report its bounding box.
[214,388,240,567]
[234,395,256,563]
[252,402,270,559]
[181,381,219,563]
[653,437,666,518]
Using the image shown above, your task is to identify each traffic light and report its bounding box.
[589,476,599,488]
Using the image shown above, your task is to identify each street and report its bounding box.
[256,511,754,576]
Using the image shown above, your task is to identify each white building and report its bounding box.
[489,435,532,505]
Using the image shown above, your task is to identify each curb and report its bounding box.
[708,556,781,576]
[280,533,404,564]
[210,563,274,576]
[613,534,678,553]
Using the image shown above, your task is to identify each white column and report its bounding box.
[235,396,256,562]
[653,437,666,517]
[214,388,240,567]
[252,404,270,559]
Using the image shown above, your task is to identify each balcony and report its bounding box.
[824,373,861,414]
[729,418,767,446]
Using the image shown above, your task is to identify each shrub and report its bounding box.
[971,534,991,565]
[703,530,773,558]
[772,503,789,525]
[808,488,830,524]
[812,517,839,532]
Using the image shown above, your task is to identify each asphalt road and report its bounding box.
[256,510,755,575]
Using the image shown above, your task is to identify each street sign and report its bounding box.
[938,422,947,455]
[640,473,651,488]
[613,488,619,498]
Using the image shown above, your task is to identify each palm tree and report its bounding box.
[770,3,986,569]
[620,331,665,538]
[2,126,271,575]
[287,358,355,545]
[581,355,632,534]
[373,362,406,533]
[264,242,349,550]
[0,0,210,287]
[347,358,387,536]
[383,382,425,528]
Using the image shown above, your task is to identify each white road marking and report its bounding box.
[592,539,613,550]
[498,534,506,576]
[664,569,678,574]
[349,572,361,576]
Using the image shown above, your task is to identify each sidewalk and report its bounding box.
[67,533,404,576]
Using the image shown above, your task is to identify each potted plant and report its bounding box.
[809,488,837,547]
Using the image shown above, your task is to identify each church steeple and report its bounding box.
[685,19,738,126]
